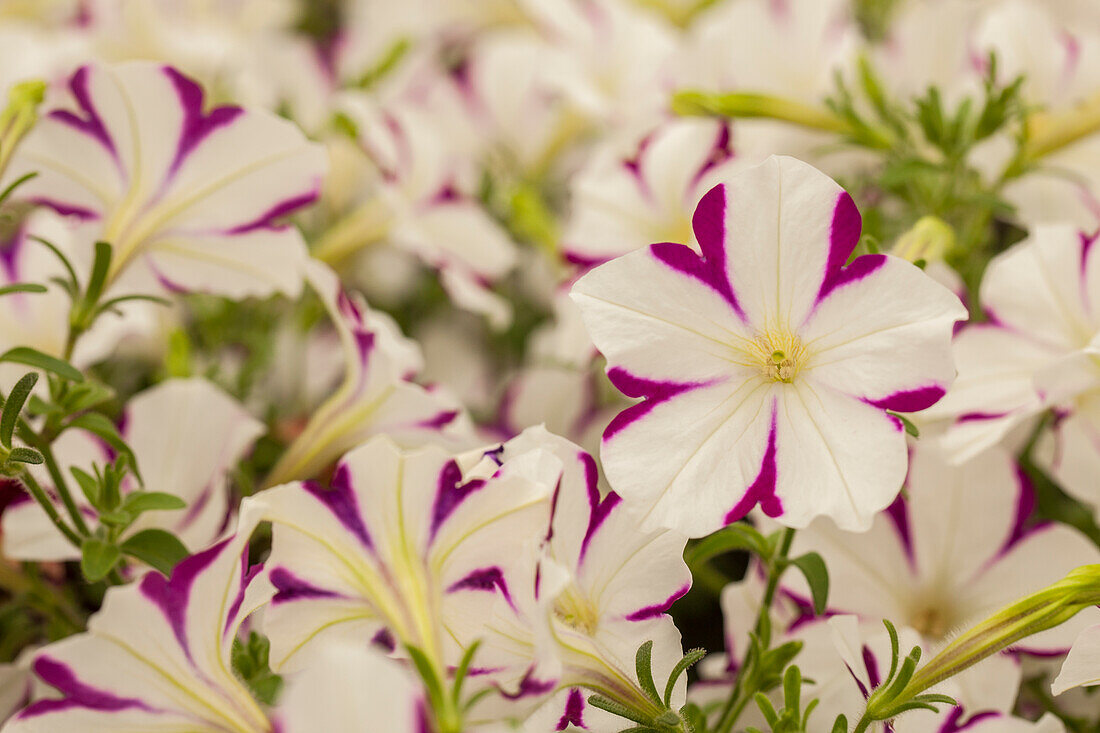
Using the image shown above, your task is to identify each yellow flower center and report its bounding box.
[746,330,807,383]
[554,586,600,636]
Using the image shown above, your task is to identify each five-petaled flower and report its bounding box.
[5,61,326,298]
[571,155,967,537]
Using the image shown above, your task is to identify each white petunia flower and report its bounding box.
[2,377,264,561]
[449,428,691,728]
[1053,624,1100,695]
[315,96,519,327]
[784,444,1100,715]
[255,434,557,685]
[563,118,742,266]
[927,224,1100,516]
[571,155,967,537]
[0,506,274,732]
[261,261,474,488]
[5,61,326,298]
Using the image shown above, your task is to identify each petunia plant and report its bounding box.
[0,6,1099,733]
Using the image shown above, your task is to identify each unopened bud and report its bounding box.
[892,216,955,265]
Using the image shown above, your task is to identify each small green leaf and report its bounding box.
[81,538,121,582]
[82,241,113,314]
[782,664,801,714]
[64,413,140,483]
[790,552,830,616]
[121,492,187,516]
[635,640,662,704]
[1,372,37,448]
[0,171,37,208]
[664,648,707,707]
[0,347,83,382]
[887,411,920,437]
[831,713,849,733]
[452,639,481,704]
[62,380,116,412]
[0,283,47,297]
[586,694,652,727]
[7,447,44,465]
[70,466,100,507]
[685,522,770,566]
[120,529,188,576]
[29,235,80,293]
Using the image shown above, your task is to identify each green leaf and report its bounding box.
[0,283,47,297]
[790,552,830,616]
[7,447,43,465]
[1,372,37,448]
[831,714,848,733]
[62,380,116,413]
[64,413,140,482]
[685,522,770,566]
[755,692,779,726]
[70,466,100,507]
[586,694,652,727]
[782,664,801,714]
[119,529,189,576]
[404,644,446,713]
[452,639,481,704]
[635,640,662,705]
[82,241,113,314]
[887,411,920,437]
[121,492,187,516]
[29,235,79,293]
[0,347,83,382]
[664,648,707,707]
[81,538,121,582]
[231,632,283,706]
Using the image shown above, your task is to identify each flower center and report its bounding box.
[747,330,807,383]
[554,586,600,636]
[910,605,953,640]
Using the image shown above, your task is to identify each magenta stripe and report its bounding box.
[649,183,745,318]
[863,385,946,413]
[224,188,321,235]
[429,461,486,543]
[603,367,717,441]
[20,658,153,719]
[304,465,374,552]
[48,66,117,160]
[724,399,783,524]
[270,567,342,604]
[624,582,691,621]
[164,66,243,177]
[555,688,586,730]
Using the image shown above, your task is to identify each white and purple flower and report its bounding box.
[5,61,326,298]
[0,507,273,732]
[571,155,967,536]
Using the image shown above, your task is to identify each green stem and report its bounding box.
[18,470,82,548]
[34,436,90,537]
[715,528,797,733]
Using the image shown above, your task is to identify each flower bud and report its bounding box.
[892,216,955,264]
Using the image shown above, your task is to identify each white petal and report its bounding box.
[277,643,422,733]
[1053,624,1100,695]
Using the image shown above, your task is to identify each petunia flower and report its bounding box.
[254,433,557,684]
[571,155,967,536]
[260,262,473,488]
[313,96,518,328]
[782,444,1100,716]
[2,377,264,561]
[275,642,424,733]
[1053,624,1100,695]
[926,224,1100,516]
[0,505,274,732]
[5,61,326,298]
[563,118,742,266]
[0,210,137,391]
[448,427,692,727]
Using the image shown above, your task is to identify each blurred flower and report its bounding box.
[785,444,1100,715]
[2,377,264,560]
[452,428,690,726]
[6,61,325,298]
[256,433,556,686]
[0,506,273,732]
[563,118,741,265]
[262,262,473,488]
[572,156,966,536]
